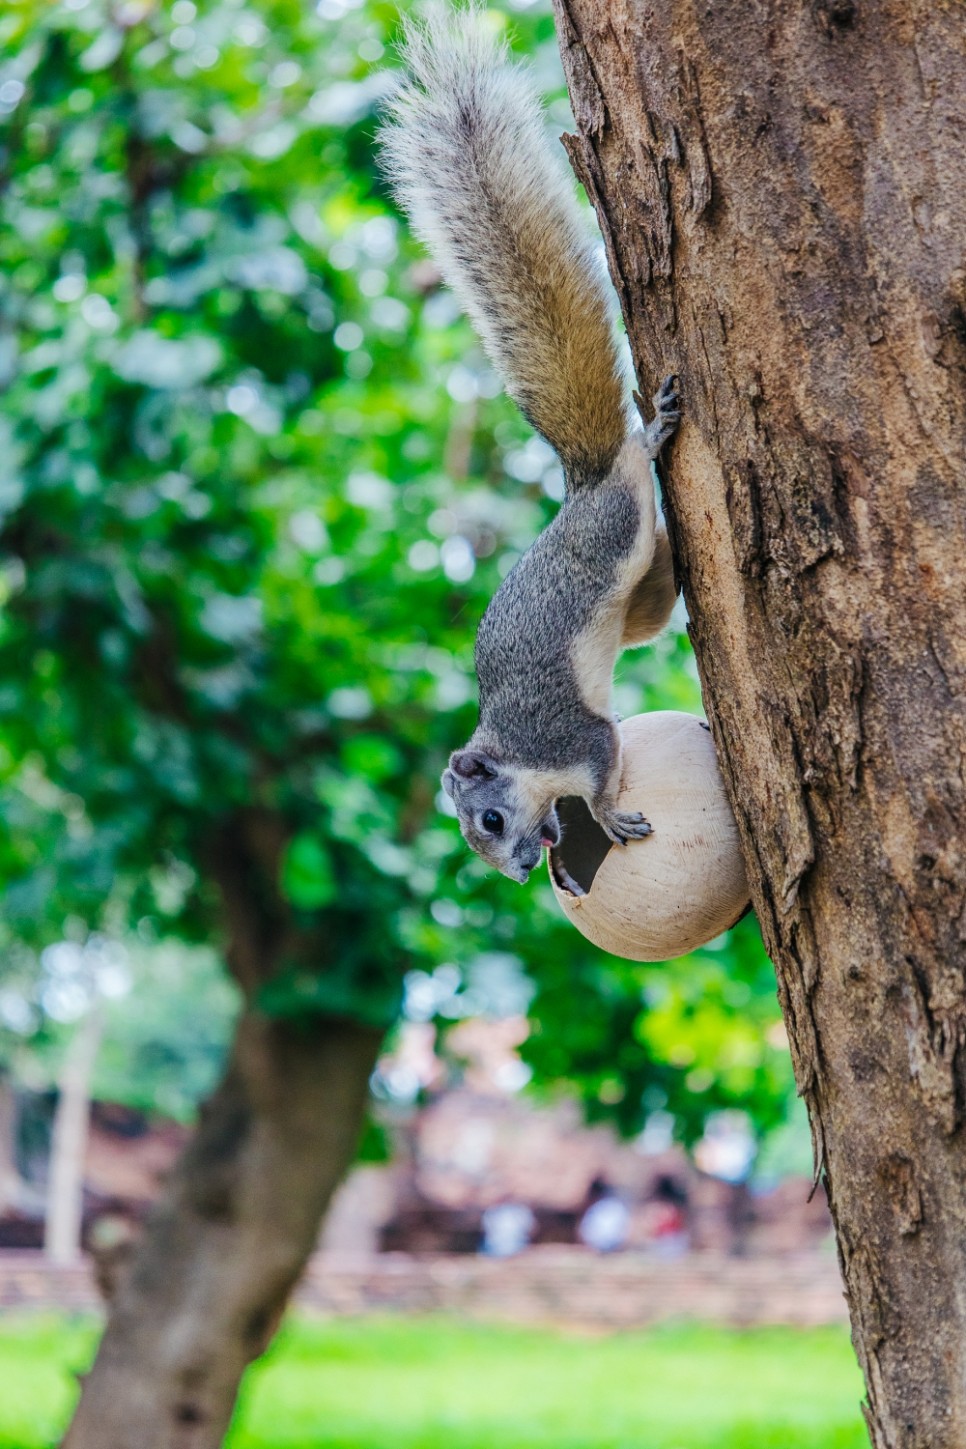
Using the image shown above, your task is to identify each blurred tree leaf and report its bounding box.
[281,833,337,911]
[0,0,792,1155]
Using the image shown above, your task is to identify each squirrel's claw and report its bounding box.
[642,374,681,456]
[653,374,679,409]
[594,807,653,847]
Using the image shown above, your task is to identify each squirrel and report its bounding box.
[380,6,680,889]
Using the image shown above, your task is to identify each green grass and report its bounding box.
[0,1313,868,1449]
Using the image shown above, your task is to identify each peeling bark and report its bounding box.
[62,813,385,1449]
[552,2,966,1444]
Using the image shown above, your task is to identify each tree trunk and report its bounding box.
[63,1010,381,1449]
[45,1000,104,1266]
[552,3,966,1445]
[63,811,386,1449]
[0,1072,24,1216]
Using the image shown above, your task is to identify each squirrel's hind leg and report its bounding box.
[621,527,676,646]
[640,375,681,458]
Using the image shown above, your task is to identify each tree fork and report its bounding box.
[551,1,966,1443]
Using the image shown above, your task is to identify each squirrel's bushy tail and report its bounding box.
[379,5,629,484]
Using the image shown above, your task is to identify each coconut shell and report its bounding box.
[548,711,750,961]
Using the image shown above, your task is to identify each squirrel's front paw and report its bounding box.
[642,374,680,457]
[595,807,653,847]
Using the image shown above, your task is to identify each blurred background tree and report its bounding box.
[0,0,798,1443]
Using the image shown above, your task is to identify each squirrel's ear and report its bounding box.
[449,749,497,780]
[441,769,456,798]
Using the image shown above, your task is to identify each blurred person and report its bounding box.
[695,1113,756,1256]
[577,1177,629,1254]
[645,1173,690,1259]
[481,1198,535,1257]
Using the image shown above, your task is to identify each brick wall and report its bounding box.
[0,1246,846,1328]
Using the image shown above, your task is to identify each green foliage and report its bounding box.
[522,914,793,1146]
[2,935,236,1120]
[0,1315,866,1449]
[0,0,465,928]
[0,0,794,1148]
[92,939,238,1119]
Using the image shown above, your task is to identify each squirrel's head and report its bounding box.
[442,748,560,884]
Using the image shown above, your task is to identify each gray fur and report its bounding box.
[475,482,640,771]
[382,8,681,885]
[379,3,628,482]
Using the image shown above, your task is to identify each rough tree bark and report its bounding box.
[63,812,385,1449]
[552,2,966,1445]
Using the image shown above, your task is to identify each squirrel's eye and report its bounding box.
[481,809,504,836]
